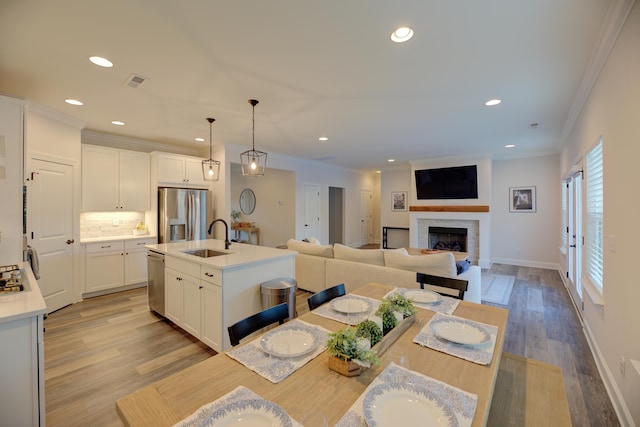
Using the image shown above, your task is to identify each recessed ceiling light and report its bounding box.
[484,99,502,106]
[90,56,113,68]
[111,120,125,126]
[195,137,205,142]
[318,137,328,141]
[390,27,414,43]
[388,159,395,162]
[376,170,381,174]
[505,144,515,148]
[65,99,83,106]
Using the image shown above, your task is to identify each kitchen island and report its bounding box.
[145,239,296,352]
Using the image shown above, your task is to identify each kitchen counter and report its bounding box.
[0,263,47,324]
[80,234,157,244]
[145,239,296,270]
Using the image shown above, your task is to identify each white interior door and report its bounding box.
[303,183,320,240]
[28,158,74,313]
[567,174,583,313]
[360,190,372,246]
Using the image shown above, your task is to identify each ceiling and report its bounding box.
[0,0,616,171]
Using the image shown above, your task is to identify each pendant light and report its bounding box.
[240,99,267,176]
[202,117,221,181]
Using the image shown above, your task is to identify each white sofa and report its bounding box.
[286,240,481,304]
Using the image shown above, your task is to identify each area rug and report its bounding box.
[481,273,515,305]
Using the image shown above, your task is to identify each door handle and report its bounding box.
[66,239,75,244]
[569,244,576,248]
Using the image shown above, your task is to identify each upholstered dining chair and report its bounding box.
[307,283,346,310]
[416,272,469,300]
[227,302,289,346]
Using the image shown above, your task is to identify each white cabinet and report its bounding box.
[154,152,209,187]
[165,256,222,349]
[84,237,156,295]
[82,145,150,211]
[0,314,44,427]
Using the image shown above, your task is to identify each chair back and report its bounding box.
[227,302,289,346]
[416,272,468,300]
[307,283,346,310]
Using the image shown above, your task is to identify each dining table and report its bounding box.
[116,282,509,426]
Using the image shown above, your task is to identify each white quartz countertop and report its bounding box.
[81,234,157,244]
[146,239,297,270]
[0,263,47,324]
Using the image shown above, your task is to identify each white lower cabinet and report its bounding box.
[84,238,156,294]
[165,256,222,351]
[0,314,44,427]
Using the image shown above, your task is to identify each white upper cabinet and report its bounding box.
[82,145,150,211]
[154,152,209,187]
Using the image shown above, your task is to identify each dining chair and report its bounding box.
[307,283,346,310]
[227,302,290,346]
[416,272,468,300]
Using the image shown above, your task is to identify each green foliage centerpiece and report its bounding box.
[326,326,380,377]
[375,293,417,335]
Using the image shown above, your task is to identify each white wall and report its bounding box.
[0,96,25,265]
[491,154,561,269]
[229,163,295,247]
[559,3,640,425]
[223,144,378,247]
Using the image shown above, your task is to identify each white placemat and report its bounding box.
[310,294,381,325]
[173,385,302,427]
[226,319,330,383]
[413,312,498,365]
[335,363,477,427]
[382,288,461,315]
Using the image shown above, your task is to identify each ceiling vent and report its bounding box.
[125,73,148,88]
[313,155,338,162]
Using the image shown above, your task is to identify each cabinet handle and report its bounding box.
[199,286,203,290]
[101,245,111,249]
[205,272,214,277]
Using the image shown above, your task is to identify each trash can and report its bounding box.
[260,277,297,319]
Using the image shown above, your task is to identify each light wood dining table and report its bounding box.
[116,283,509,426]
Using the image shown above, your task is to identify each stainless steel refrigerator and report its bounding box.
[158,188,209,243]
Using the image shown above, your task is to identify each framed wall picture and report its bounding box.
[509,186,536,212]
[391,191,408,212]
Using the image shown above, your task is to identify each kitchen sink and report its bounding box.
[181,249,229,258]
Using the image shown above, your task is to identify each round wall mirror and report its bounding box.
[239,188,256,215]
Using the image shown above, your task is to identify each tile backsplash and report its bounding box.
[81,212,147,238]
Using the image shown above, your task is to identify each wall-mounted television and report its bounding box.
[414,165,478,199]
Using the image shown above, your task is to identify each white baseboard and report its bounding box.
[583,322,635,427]
[490,257,560,271]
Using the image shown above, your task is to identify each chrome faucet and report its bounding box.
[208,218,231,249]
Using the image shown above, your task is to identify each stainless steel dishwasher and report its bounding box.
[147,250,165,316]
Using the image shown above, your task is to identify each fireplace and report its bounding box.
[428,227,467,252]
[416,219,480,265]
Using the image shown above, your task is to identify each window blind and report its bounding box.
[585,138,604,290]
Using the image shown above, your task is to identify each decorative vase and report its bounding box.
[328,356,362,377]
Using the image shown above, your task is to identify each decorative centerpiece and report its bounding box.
[326,327,380,377]
[384,293,418,319]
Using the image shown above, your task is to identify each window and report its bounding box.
[585,137,603,291]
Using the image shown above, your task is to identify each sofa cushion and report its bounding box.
[383,251,457,278]
[287,239,334,258]
[456,259,471,274]
[333,243,384,266]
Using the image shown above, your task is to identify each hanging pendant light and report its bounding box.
[202,117,221,181]
[240,99,267,176]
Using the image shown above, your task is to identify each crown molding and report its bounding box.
[560,0,636,144]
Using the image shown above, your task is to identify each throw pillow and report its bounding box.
[383,251,457,278]
[333,243,384,266]
[286,239,334,258]
[456,260,471,274]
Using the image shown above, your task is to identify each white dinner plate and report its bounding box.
[330,296,371,314]
[259,326,318,358]
[363,382,459,427]
[404,289,441,304]
[430,317,490,345]
[208,398,293,426]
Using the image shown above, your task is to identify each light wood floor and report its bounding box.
[44,264,619,426]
